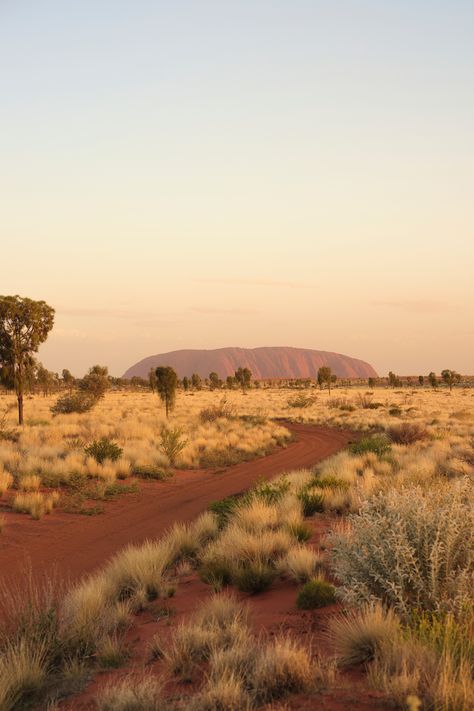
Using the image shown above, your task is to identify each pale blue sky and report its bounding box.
[1,1,473,375]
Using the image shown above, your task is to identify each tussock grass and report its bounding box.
[278,545,323,583]
[12,491,59,519]
[0,470,13,496]
[330,603,400,666]
[96,674,166,711]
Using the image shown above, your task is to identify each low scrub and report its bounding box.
[50,392,98,415]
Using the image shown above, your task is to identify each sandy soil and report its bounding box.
[0,423,354,586]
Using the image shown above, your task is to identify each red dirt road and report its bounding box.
[0,423,353,585]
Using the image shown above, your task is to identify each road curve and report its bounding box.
[0,423,354,585]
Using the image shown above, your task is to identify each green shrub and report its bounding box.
[159,426,187,466]
[349,435,391,458]
[51,393,98,415]
[209,496,241,528]
[84,438,123,464]
[296,578,336,609]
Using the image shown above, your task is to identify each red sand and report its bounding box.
[56,514,389,711]
[0,423,354,586]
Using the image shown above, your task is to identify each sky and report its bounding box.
[1,1,473,377]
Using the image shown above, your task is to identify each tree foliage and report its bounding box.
[235,367,252,391]
[317,366,332,394]
[441,369,461,392]
[155,366,178,417]
[0,295,55,424]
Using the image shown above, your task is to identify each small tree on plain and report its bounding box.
[418,375,424,387]
[191,373,202,391]
[235,367,252,392]
[182,376,190,391]
[149,367,158,393]
[155,366,178,418]
[0,295,55,424]
[317,366,332,394]
[80,365,110,399]
[209,372,219,390]
[62,368,76,394]
[441,369,461,392]
[428,371,438,388]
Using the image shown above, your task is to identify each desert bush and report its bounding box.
[159,426,188,466]
[296,577,336,609]
[389,406,402,416]
[84,438,123,464]
[349,435,391,458]
[50,392,98,415]
[329,603,400,666]
[330,481,474,616]
[386,422,428,445]
[96,674,165,711]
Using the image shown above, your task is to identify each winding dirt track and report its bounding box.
[0,423,354,585]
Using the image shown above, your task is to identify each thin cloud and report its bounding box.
[372,300,451,314]
[193,278,318,289]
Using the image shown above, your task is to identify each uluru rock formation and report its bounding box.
[123,347,377,380]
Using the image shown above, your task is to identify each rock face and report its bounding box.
[123,347,378,380]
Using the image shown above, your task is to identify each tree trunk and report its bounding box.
[18,392,24,425]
